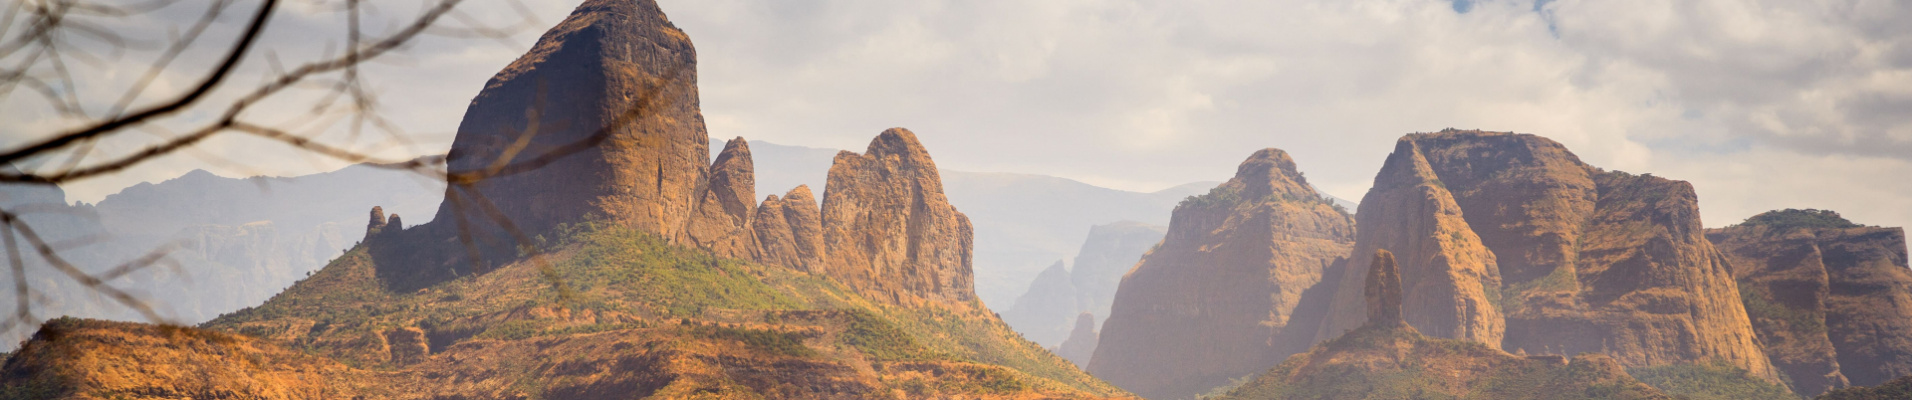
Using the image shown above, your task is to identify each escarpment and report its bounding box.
[1316,129,1778,384]
[1088,148,1354,400]
[1708,209,1912,394]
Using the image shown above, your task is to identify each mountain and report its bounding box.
[1707,209,1912,395]
[1088,148,1356,400]
[998,221,1168,348]
[0,0,1125,397]
[0,164,438,349]
[1211,250,1675,400]
[1313,130,1779,385]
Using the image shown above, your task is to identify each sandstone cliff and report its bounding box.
[1316,130,1777,384]
[1708,209,1912,394]
[748,185,823,272]
[1317,138,1504,345]
[1088,148,1354,400]
[1212,250,1671,400]
[813,128,977,306]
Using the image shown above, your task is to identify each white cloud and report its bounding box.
[5,0,1908,231]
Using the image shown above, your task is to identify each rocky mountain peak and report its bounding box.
[682,137,756,258]
[1089,148,1354,399]
[1231,148,1316,202]
[427,0,707,240]
[815,128,975,306]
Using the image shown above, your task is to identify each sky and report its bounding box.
[4,0,1910,231]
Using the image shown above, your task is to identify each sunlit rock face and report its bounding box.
[1318,130,1778,384]
[1708,209,1912,395]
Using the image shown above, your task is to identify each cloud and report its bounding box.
[5,0,1909,232]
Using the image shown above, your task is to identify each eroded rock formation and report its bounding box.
[681,137,756,259]
[1088,148,1355,400]
[1366,249,1406,327]
[1318,129,1778,383]
[749,185,824,272]
[1317,137,1504,345]
[1708,209,1912,394]
[813,128,977,306]
[428,0,709,238]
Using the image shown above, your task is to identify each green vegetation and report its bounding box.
[1817,375,1912,400]
[1736,209,1863,230]
[1739,284,1827,335]
[840,309,930,361]
[190,218,1121,397]
[1628,362,1799,400]
[691,323,816,357]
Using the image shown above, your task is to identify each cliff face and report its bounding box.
[814,128,977,306]
[1088,149,1355,400]
[1708,209,1912,394]
[1317,130,1777,384]
[748,185,823,272]
[1215,249,1670,400]
[1317,138,1505,345]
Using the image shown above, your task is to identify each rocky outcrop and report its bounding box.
[1317,137,1504,345]
[1365,249,1406,326]
[814,128,977,306]
[1088,148,1355,400]
[1053,312,1100,368]
[749,185,824,272]
[1002,261,1080,346]
[368,206,387,232]
[422,0,709,246]
[1320,129,1778,384]
[1708,209,1912,394]
[681,138,756,259]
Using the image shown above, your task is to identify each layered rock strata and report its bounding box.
[1088,148,1355,400]
[1316,129,1778,383]
[1708,209,1912,394]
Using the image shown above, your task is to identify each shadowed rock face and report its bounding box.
[1089,148,1354,400]
[431,0,708,238]
[1319,130,1778,384]
[1708,210,1912,394]
[815,128,977,306]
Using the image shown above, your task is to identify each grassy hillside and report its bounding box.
[185,218,1124,398]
